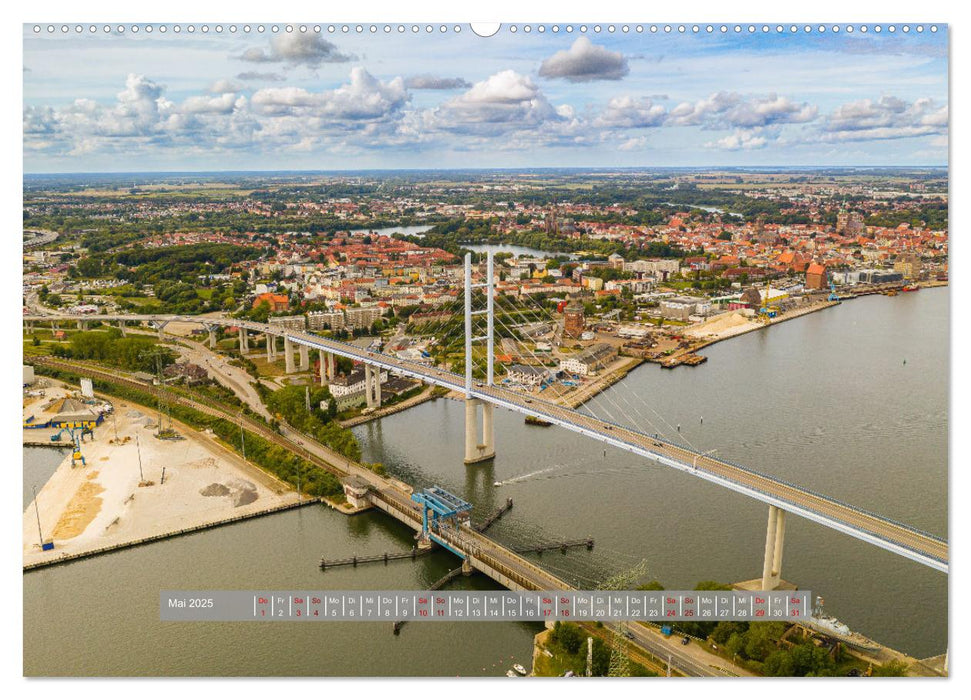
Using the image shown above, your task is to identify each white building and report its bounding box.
[505,364,551,388]
[558,343,618,377]
[329,368,389,397]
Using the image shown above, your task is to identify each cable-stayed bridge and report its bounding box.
[23,252,948,581]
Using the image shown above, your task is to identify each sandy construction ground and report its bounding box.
[23,384,295,567]
[684,311,762,341]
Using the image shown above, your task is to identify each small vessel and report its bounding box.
[505,670,518,677]
[494,481,502,487]
[902,284,920,292]
[513,663,528,676]
[803,597,880,652]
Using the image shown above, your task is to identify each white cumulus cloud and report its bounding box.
[239,33,354,67]
[667,91,817,129]
[538,37,629,82]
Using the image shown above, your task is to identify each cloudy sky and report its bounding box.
[22,25,948,172]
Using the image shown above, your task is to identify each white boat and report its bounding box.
[493,481,502,487]
[513,663,528,676]
[804,596,880,652]
[505,670,518,677]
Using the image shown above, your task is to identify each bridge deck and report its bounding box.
[24,314,948,572]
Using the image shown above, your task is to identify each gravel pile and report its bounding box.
[199,483,231,497]
[227,478,258,507]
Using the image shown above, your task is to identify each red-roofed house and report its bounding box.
[252,293,289,312]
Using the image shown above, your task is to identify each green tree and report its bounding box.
[763,650,796,676]
[873,659,909,677]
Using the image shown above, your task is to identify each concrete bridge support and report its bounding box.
[761,505,787,590]
[464,398,495,465]
[283,336,295,374]
[238,327,249,353]
[156,321,168,340]
[266,333,276,362]
[298,344,310,372]
[208,326,217,349]
[364,364,382,409]
[318,350,336,384]
[119,321,127,337]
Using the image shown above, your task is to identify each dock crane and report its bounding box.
[50,425,93,466]
[758,280,778,322]
[828,277,840,302]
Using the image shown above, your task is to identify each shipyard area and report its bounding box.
[23,380,300,568]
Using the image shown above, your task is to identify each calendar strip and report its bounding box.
[161,590,810,622]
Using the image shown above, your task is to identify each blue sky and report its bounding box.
[22,24,949,172]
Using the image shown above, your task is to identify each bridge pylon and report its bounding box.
[463,251,496,465]
[761,505,787,590]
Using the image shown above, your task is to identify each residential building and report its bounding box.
[253,292,289,312]
[307,310,346,331]
[345,306,384,330]
[268,315,307,332]
[329,368,389,398]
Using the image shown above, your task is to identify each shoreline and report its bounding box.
[23,379,309,569]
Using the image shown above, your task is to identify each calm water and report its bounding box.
[352,225,433,238]
[23,506,540,676]
[23,288,948,674]
[354,288,948,658]
[23,446,67,509]
[462,243,578,260]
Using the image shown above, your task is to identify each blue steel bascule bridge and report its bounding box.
[411,486,474,556]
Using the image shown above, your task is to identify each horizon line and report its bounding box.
[23,165,949,177]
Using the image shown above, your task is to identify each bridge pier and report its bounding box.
[284,337,295,373]
[298,344,310,372]
[318,350,335,384]
[156,321,168,340]
[266,333,276,362]
[208,326,217,349]
[238,327,249,353]
[464,398,495,464]
[365,364,382,409]
[761,505,787,590]
[119,321,127,337]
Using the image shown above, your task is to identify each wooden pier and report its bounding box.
[393,565,465,634]
[660,353,707,369]
[320,545,432,570]
[474,498,514,533]
[513,538,594,555]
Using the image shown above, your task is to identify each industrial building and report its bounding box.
[562,295,585,338]
[505,364,552,388]
[558,343,619,377]
[659,295,712,321]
